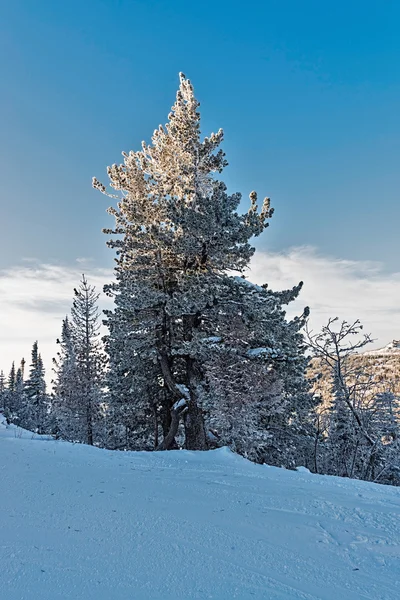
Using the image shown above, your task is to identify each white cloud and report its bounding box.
[0,248,399,382]
[75,257,95,265]
[0,263,112,383]
[247,246,400,346]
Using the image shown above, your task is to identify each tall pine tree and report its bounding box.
[53,277,104,445]
[52,317,81,441]
[94,73,312,462]
[71,275,103,445]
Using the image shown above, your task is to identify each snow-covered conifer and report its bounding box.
[52,277,104,445]
[2,360,27,424]
[8,362,16,394]
[3,362,17,420]
[23,342,47,433]
[52,317,81,440]
[70,275,103,445]
[94,73,312,460]
[15,365,24,396]
[0,370,6,412]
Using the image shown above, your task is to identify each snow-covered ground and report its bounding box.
[1,417,399,600]
[363,340,400,356]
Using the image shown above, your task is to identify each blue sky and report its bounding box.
[1,0,400,371]
[1,0,399,269]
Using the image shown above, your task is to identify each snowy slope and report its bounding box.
[1,417,399,600]
[363,340,400,356]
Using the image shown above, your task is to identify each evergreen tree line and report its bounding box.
[0,276,105,442]
[1,74,398,485]
[0,347,47,435]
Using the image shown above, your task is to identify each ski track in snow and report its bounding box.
[1,418,399,600]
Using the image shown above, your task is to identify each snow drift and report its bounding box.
[0,417,399,599]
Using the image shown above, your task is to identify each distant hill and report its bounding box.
[364,340,400,356]
[308,340,400,407]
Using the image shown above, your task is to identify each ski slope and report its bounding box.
[1,417,399,600]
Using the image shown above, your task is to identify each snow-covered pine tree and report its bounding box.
[52,316,81,441]
[16,361,24,392]
[51,278,104,445]
[369,390,400,484]
[23,341,47,433]
[94,73,312,461]
[14,364,25,422]
[70,275,104,445]
[0,370,6,412]
[3,360,27,424]
[3,362,17,420]
[7,362,16,394]
[101,309,161,451]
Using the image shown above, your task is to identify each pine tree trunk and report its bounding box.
[184,357,207,450]
[157,401,187,451]
[184,400,207,450]
[181,313,207,450]
[157,314,207,451]
[153,403,159,449]
[87,403,93,446]
[159,396,179,450]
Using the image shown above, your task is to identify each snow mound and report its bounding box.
[1,420,399,599]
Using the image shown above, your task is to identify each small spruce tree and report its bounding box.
[23,342,47,433]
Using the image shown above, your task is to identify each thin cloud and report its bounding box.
[76,257,95,264]
[247,246,400,346]
[0,263,112,381]
[0,249,399,381]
